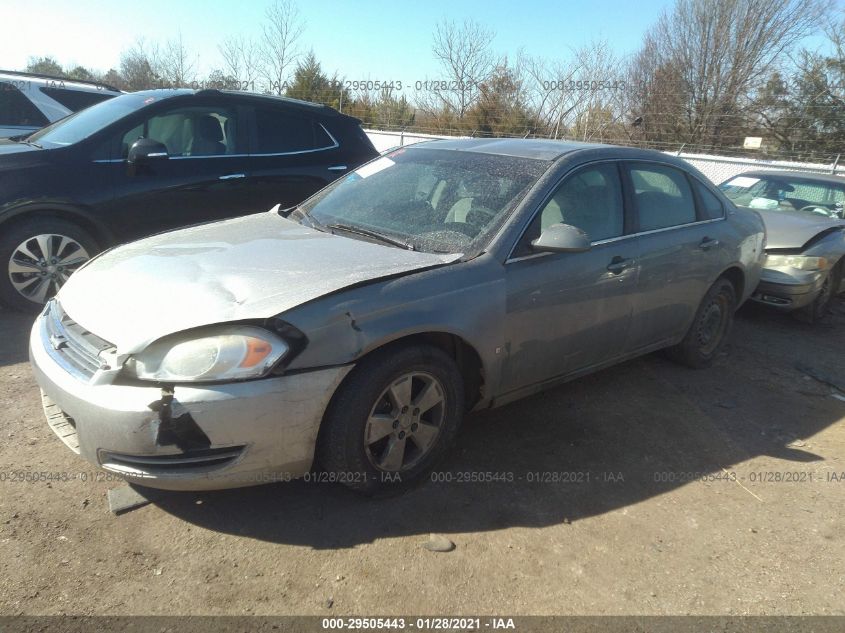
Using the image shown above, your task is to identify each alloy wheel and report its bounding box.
[8,234,91,304]
[363,371,446,472]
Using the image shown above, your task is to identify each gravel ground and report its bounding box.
[0,300,843,616]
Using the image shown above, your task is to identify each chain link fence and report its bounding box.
[364,129,845,185]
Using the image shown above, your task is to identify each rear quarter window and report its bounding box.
[0,81,49,127]
[253,108,335,154]
[693,180,725,220]
[39,87,114,112]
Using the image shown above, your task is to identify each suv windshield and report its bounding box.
[719,174,845,220]
[297,147,549,254]
[27,93,160,147]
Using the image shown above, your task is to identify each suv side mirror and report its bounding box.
[531,223,592,253]
[127,138,169,165]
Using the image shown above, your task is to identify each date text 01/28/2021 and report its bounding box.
[321,617,516,630]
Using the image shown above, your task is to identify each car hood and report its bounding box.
[58,211,462,353]
[756,209,845,250]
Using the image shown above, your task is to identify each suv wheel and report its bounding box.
[0,217,98,312]
[666,277,736,369]
[317,343,465,495]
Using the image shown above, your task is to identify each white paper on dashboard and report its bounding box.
[356,156,395,179]
[728,176,760,188]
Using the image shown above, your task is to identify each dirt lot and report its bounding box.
[0,300,843,616]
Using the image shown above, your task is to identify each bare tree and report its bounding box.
[427,18,496,120]
[750,6,845,159]
[463,57,539,137]
[259,0,305,95]
[631,0,828,150]
[158,33,197,87]
[120,39,162,90]
[219,34,261,90]
[522,54,580,137]
[522,41,629,141]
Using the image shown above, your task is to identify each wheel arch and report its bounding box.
[0,204,115,248]
[717,265,745,306]
[344,330,487,412]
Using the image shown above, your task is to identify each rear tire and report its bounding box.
[666,278,736,369]
[0,217,99,312]
[317,343,465,495]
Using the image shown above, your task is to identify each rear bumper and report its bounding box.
[750,268,825,311]
[30,317,352,491]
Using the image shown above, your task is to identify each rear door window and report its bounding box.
[0,81,48,127]
[252,108,335,154]
[629,164,697,231]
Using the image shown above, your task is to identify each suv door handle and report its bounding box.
[607,256,632,274]
[328,164,348,172]
[219,173,246,180]
[699,237,720,250]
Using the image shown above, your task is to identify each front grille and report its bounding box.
[100,446,246,475]
[44,301,115,379]
[42,392,80,454]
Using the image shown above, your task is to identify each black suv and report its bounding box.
[0,89,377,310]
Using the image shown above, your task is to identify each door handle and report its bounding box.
[699,237,720,250]
[327,164,348,172]
[219,173,246,180]
[607,256,632,274]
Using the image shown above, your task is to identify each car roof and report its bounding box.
[129,88,349,119]
[409,138,689,165]
[414,138,607,160]
[0,70,122,93]
[732,170,845,187]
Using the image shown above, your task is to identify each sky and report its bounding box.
[1,0,679,81]
[3,0,841,87]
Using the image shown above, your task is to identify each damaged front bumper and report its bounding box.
[29,314,351,491]
[750,267,825,311]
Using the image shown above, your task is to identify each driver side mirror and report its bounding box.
[127,138,169,166]
[531,223,592,253]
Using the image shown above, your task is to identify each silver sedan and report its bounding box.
[30,140,765,493]
[719,170,845,322]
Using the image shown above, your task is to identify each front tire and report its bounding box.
[794,264,840,324]
[317,343,465,494]
[667,277,736,369]
[0,217,98,312]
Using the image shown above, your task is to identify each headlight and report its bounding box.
[129,326,289,382]
[764,254,829,271]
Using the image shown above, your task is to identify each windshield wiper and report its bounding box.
[21,139,43,149]
[326,223,416,251]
